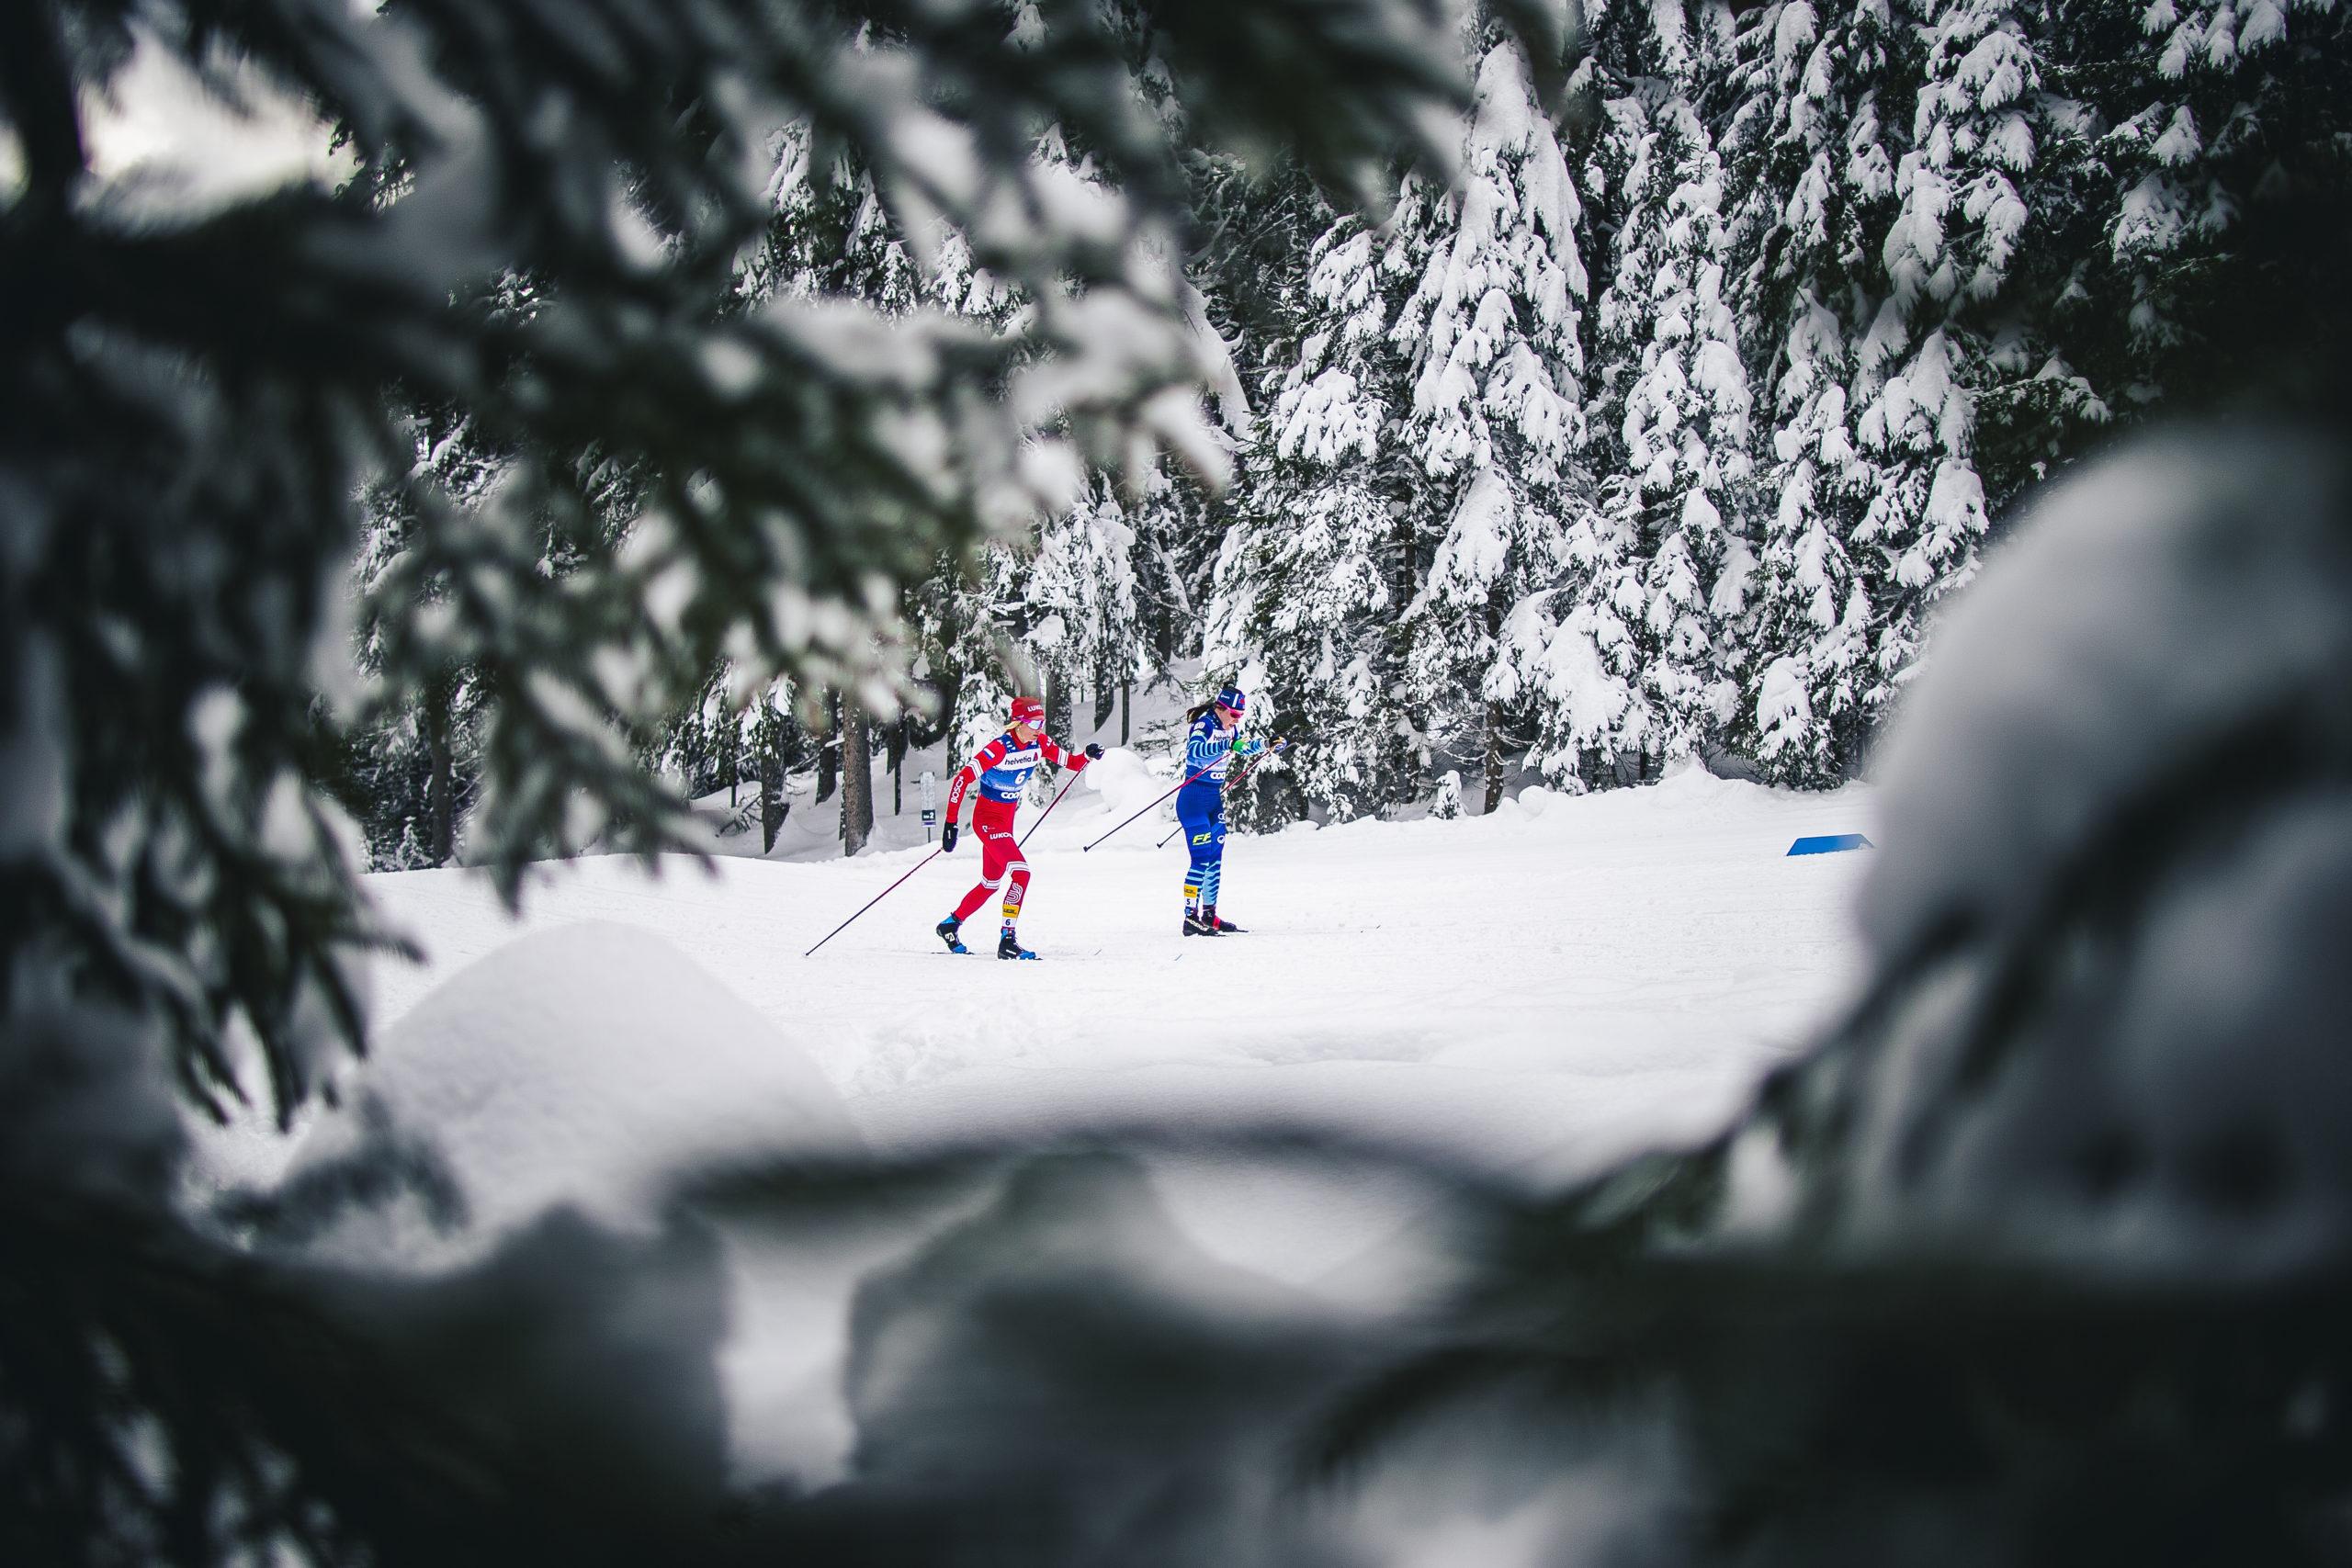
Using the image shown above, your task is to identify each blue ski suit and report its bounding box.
[1176,710,1260,914]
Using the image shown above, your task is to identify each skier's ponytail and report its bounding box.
[1185,700,1216,724]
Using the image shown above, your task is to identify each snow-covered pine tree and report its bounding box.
[1848,0,2058,706]
[1490,471,1652,787]
[1205,194,1415,819]
[745,97,1259,806]
[8,0,1480,1545]
[908,542,1016,768]
[343,268,667,868]
[345,403,499,868]
[1572,0,1757,773]
[1212,28,1593,818]
[1709,0,2055,781]
[726,122,980,838]
[2076,0,2352,405]
[652,665,812,847]
[1719,0,1915,782]
[1025,476,1140,744]
[2,0,1527,1538]
[1393,37,1595,813]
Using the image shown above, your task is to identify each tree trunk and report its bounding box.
[724,713,737,807]
[1092,669,1116,729]
[888,715,907,817]
[1386,495,1419,810]
[840,694,873,855]
[1120,677,1132,747]
[1484,700,1506,815]
[1483,595,1506,815]
[758,745,787,853]
[424,672,456,866]
[816,692,839,805]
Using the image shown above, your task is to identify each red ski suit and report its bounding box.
[945,728,1091,924]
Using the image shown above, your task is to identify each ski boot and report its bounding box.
[1182,909,1220,937]
[1204,905,1245,933]
[936,917,968,954]
[998,930,1038,961]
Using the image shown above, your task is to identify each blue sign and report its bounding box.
[1787,833,1873,856]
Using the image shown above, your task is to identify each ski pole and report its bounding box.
[1084,765,1219,852]
[1090,740,1288,853]
[1017,768,1084,849]
[1154,741,1290,847]
[804,848,944,956]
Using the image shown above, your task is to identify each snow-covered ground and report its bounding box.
[191,727,1877,1488]
[372,761,1872,1190]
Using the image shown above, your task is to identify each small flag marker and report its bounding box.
[1787,833,1874,856]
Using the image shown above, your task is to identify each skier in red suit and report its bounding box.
[936,694,1101,960]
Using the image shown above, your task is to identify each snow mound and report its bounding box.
[1079,744,1178,835]
[283,921,859,1266]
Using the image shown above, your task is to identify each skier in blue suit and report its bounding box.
[1177,685,1262,936]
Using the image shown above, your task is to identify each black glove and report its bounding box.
[1085,742,1104,760]
[942,823,959,852]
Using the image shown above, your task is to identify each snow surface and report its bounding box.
[365,762,1869,1179]
[262,922,862,1263]
[190,711,1875,1487]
